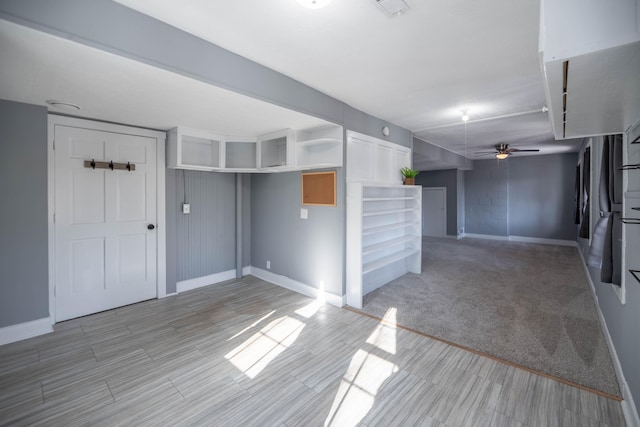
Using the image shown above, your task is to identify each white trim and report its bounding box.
[0,318,53,346]
[577,250,640,427]
[250,267,344,307]
[242,266,252,276]
[462,233,509,241]
[508,236,578,247]
[47,115,167,321]
[176,269,237,293]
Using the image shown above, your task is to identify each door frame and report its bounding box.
[47,115,167,324]
[422,187,447,237]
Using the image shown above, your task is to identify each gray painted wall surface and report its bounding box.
[416,170,458,236]
[508,153,578,240]
[464,160,509,236]
[174,170,236,282]
[0,100,49,327]
[242,174,251,268]
[577,138,640,414]
[251,169,344,298]
[457,169,465,235]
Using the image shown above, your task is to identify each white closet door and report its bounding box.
[54,125,157,321]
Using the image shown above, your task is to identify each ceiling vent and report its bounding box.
[375,0,409,17]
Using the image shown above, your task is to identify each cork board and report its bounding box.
[302,171,336,206]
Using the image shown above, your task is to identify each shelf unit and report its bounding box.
[167,127,223,171]
[296,126,343,169]
[257,129,295,170]
[347,183,422,309]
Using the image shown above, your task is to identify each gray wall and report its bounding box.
[464,154,578,240]
[508,153,578,240]
[577,137,640,414]
[416,169,459,236]
[0,100,49,327]
[251,169,344,298]
[457,169,465,235]
[465,160,509,236]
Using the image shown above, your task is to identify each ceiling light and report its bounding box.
[496,152,509,160]
[461,110,470,122]
[296,0,332,9]
[46,100,80,111]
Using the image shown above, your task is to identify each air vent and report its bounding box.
[375,0,409,17]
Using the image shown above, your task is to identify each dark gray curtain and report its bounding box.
[601,135,623,285]
[574,164,581,224]
[579,148,591,238]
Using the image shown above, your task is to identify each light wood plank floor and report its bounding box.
[0,277,626,426]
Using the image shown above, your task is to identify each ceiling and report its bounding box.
[0,19,331,136]
[0,0,583,163]
[113,0,582,158]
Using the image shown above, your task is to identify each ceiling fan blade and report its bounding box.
[508,148,540,152]
[474,151,497,154]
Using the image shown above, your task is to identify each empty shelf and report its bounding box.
[362,220,417,235]
[297,137,342,147]
[363,197,414,202]
[363,249,420,274]
[363,208,413,217]
[362,235,416,256]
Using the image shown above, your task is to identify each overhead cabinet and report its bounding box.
[167,126,343,172]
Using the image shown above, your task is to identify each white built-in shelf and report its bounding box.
[363,197,414,202]
[297,137,341,147]
[363,235,416,256]
[363,249,420,275]
[362,220,417,235]
[347,183,422,309]
[363,208,414,217]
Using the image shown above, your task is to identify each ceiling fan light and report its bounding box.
[296,0,332,9]
[496,152,509,160]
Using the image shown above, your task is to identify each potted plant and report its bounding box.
[400,167,419,185]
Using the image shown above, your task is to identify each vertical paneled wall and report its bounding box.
[173,170,236,282]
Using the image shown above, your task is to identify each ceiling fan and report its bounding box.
[475,143,540,159]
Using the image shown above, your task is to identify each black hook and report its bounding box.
[126,162,131,171]
[109,161,114,171]
[90,159,96,169]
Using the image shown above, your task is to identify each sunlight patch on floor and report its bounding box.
[225,315,304,378]
[226,310,276,341]
[295,300,323,318]
[324,307,398,426]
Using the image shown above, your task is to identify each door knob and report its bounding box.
[147,224,155,230]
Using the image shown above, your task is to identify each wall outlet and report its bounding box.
[300,208,308,219]
[266,260,271,270]
[182,203,191,214]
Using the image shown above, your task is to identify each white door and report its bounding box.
[422,188,446,237]
[54,125,157,321]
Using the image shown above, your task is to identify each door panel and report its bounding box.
[422,188,446,237]
[55,125,157,321]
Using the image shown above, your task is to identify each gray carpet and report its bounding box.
[361,237,621,397]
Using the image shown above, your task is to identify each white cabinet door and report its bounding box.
[54,126,157,321]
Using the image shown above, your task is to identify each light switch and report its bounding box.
[182,203,191,214]
[300,208,308,219]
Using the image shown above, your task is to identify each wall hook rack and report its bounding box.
[84,159,136,171]
[620,217,640,224]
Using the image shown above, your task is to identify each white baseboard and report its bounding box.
[462,233,578,247]
[249,266,344,307]
[242,266,252,276]
[0,317,53,346]
[463,233,509,241]
[176,269,237,293]
[577,249,640,427]
[508,235,578,247]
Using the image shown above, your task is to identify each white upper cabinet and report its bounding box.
[347,130,411,184]
[168,125,343,173]
[539,0,640,140]
[167,127,223,171]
